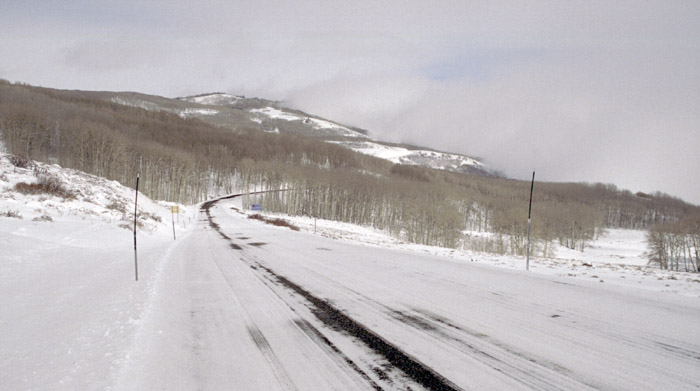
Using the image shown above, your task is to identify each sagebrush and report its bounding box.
[14,174,76,199]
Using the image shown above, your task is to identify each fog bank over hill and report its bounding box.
[285,59,700,205]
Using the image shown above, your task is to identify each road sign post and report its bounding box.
[171,205,179,240]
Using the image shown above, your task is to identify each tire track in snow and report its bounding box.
[255,263,462,391]
[239,243,596,390]
[264,255,597,391]
[206,196,700,390]
[394,309,599,391]
[201,196,464,391]
[203,199,386,390]
[200,204,299,391]
[293,319,385,391]
[246,263,390,391]
[243,261,396,391]
[653,341,700,361]
[247,325,299,391]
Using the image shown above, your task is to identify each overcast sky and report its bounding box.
[2,1,699,204]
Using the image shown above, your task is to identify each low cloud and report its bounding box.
[287,47,700,203]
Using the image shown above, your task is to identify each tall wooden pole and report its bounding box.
[526,171,535,271]
[171,208,176,240]
[134,174,139,281]
[134,157,141,281]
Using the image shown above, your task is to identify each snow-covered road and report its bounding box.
[4,155,695,390]
[116,198,700,390]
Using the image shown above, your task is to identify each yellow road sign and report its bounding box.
[171,206,179,213]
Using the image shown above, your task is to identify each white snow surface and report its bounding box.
[0,154,193,390]
[2,159,700,390]
[250,107,368,138]
[110,97,160,111]
[250,107,299,121]
[180,93,243,106]
[257,209,700,298]
[178,108,219,118]
[329,140,484,170]
[555,228,649,266]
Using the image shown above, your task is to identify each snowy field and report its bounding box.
[256,209,700,298]
[2,156,700,390]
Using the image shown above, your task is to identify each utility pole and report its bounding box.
[526,171,535,271]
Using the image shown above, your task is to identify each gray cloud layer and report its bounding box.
[2,1,698,203]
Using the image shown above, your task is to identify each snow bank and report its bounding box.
[0,154,194,390]
[0,155,188,231]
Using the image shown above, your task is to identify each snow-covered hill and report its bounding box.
[106,91,493,176]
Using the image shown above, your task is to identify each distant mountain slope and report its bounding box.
[329,140,490,176]
[247,106,368,139]
[104,91,493,177]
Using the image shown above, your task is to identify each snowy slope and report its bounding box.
[179,93,244,106]
[249,107,368,139]
[177,108,219,118]
[329,140,487,174]
[0,154,196,390]
[0,156,177,230]
[108,91,493,176]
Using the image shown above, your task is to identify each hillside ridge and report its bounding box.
[128,91,494,177]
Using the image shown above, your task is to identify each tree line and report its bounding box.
[646,215,700,272]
